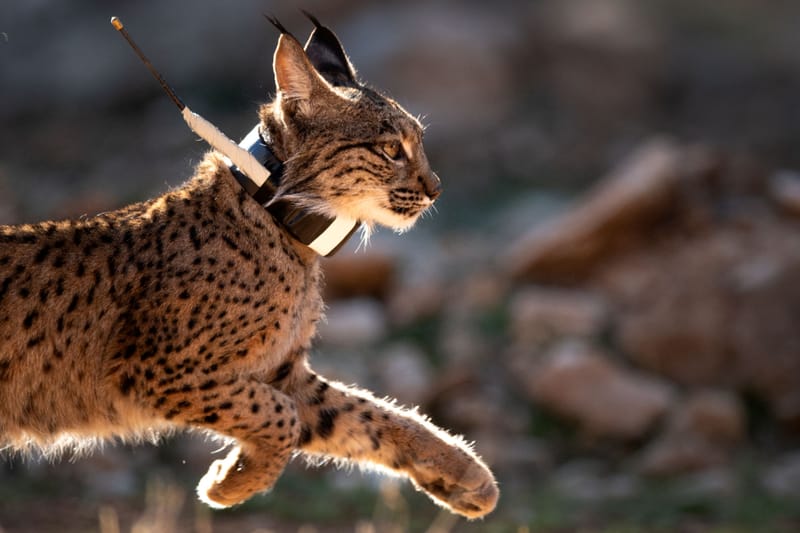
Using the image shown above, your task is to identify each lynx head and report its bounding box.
[259,16,441,234]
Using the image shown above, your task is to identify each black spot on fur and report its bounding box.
[316,408,339,439]
[34,245,51,264]
[272,361,293,383]
[22,310,38,329]
[189,226,202,250]
[199,379,217,391]
[119,375,136,395]
[67,294,79,313]
[27,334,44,348]
[299,424,313,445]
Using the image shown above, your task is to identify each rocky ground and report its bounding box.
[2,0,800,532]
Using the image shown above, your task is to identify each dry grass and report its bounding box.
[94,477,476,533]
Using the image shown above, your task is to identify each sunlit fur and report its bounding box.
[261,39,440,234]
[0,21,495,520]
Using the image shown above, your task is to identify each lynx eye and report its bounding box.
[380,140,403,160]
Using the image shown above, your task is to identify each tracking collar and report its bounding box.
[109,17,358,257]
[228,125,360,257]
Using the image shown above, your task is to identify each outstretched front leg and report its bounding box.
[281,360,499,519]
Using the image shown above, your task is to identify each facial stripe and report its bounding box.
[332,163,387,181]
[291,143,390,192]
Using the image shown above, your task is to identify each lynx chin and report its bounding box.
[0,15,498,519]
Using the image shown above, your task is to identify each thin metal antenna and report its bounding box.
[110,17,185,111]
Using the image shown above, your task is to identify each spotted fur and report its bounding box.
[0,19,497,519]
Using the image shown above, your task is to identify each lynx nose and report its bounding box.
[420,172,441,200]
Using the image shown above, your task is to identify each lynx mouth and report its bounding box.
[388,188,434,218]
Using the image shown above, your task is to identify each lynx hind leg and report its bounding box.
[293,372,498,519]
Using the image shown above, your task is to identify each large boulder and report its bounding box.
[640,389,745,475]
[509,286,608,344]
[506,139,687,283]
[601,216,800,425]
[506,136,800,429]
[322,252,396,301]
[520,340,674,440]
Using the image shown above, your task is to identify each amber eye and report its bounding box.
[380,140,403,160]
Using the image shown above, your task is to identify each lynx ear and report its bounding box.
[302,11,358,88]
[273,32,323,109]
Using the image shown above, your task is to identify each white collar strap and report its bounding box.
[226,121,360,257]
[179,108,359,257]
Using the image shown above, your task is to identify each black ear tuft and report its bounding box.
[300,9,323,29]
[301,11,358,88]
[264,14,295,39]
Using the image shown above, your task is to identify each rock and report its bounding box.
[729,240,800,426]
[639,390,744,476]
[602,216,800,425]
[762,452,800,497]
[639,434,729,476]
[448,272,510,316]
[610,235,735,386]
[473,434,553,472]
[322,252,396,302]
[506,138,685,283]
[676,468,738,498]
[509,286,608,343]
[435,384,507,432]
[374,343,435,406]
[437,319,492,367]
[505,137,800,427]
[386,281,446,326]
[553,458,639,502]
[673,390,745,445]
[525,340,674,439]
[316,298,387,348]
[428,365,530,441]
[769,170,800,217]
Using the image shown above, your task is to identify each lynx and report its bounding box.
[0,16,498,519]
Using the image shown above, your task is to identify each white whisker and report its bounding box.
[356,224,374,251]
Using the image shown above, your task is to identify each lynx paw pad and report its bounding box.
[418,474,498,519]
[409,453,499,519]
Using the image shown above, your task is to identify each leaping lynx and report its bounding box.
[0,16,498,519]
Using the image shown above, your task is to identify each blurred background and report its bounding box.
[2,0,800,531]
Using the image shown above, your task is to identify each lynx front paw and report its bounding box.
[196,446,285,509]
[197,450,249,508]
[406,446,499,519]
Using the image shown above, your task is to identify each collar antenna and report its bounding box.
[109,17,359,256]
